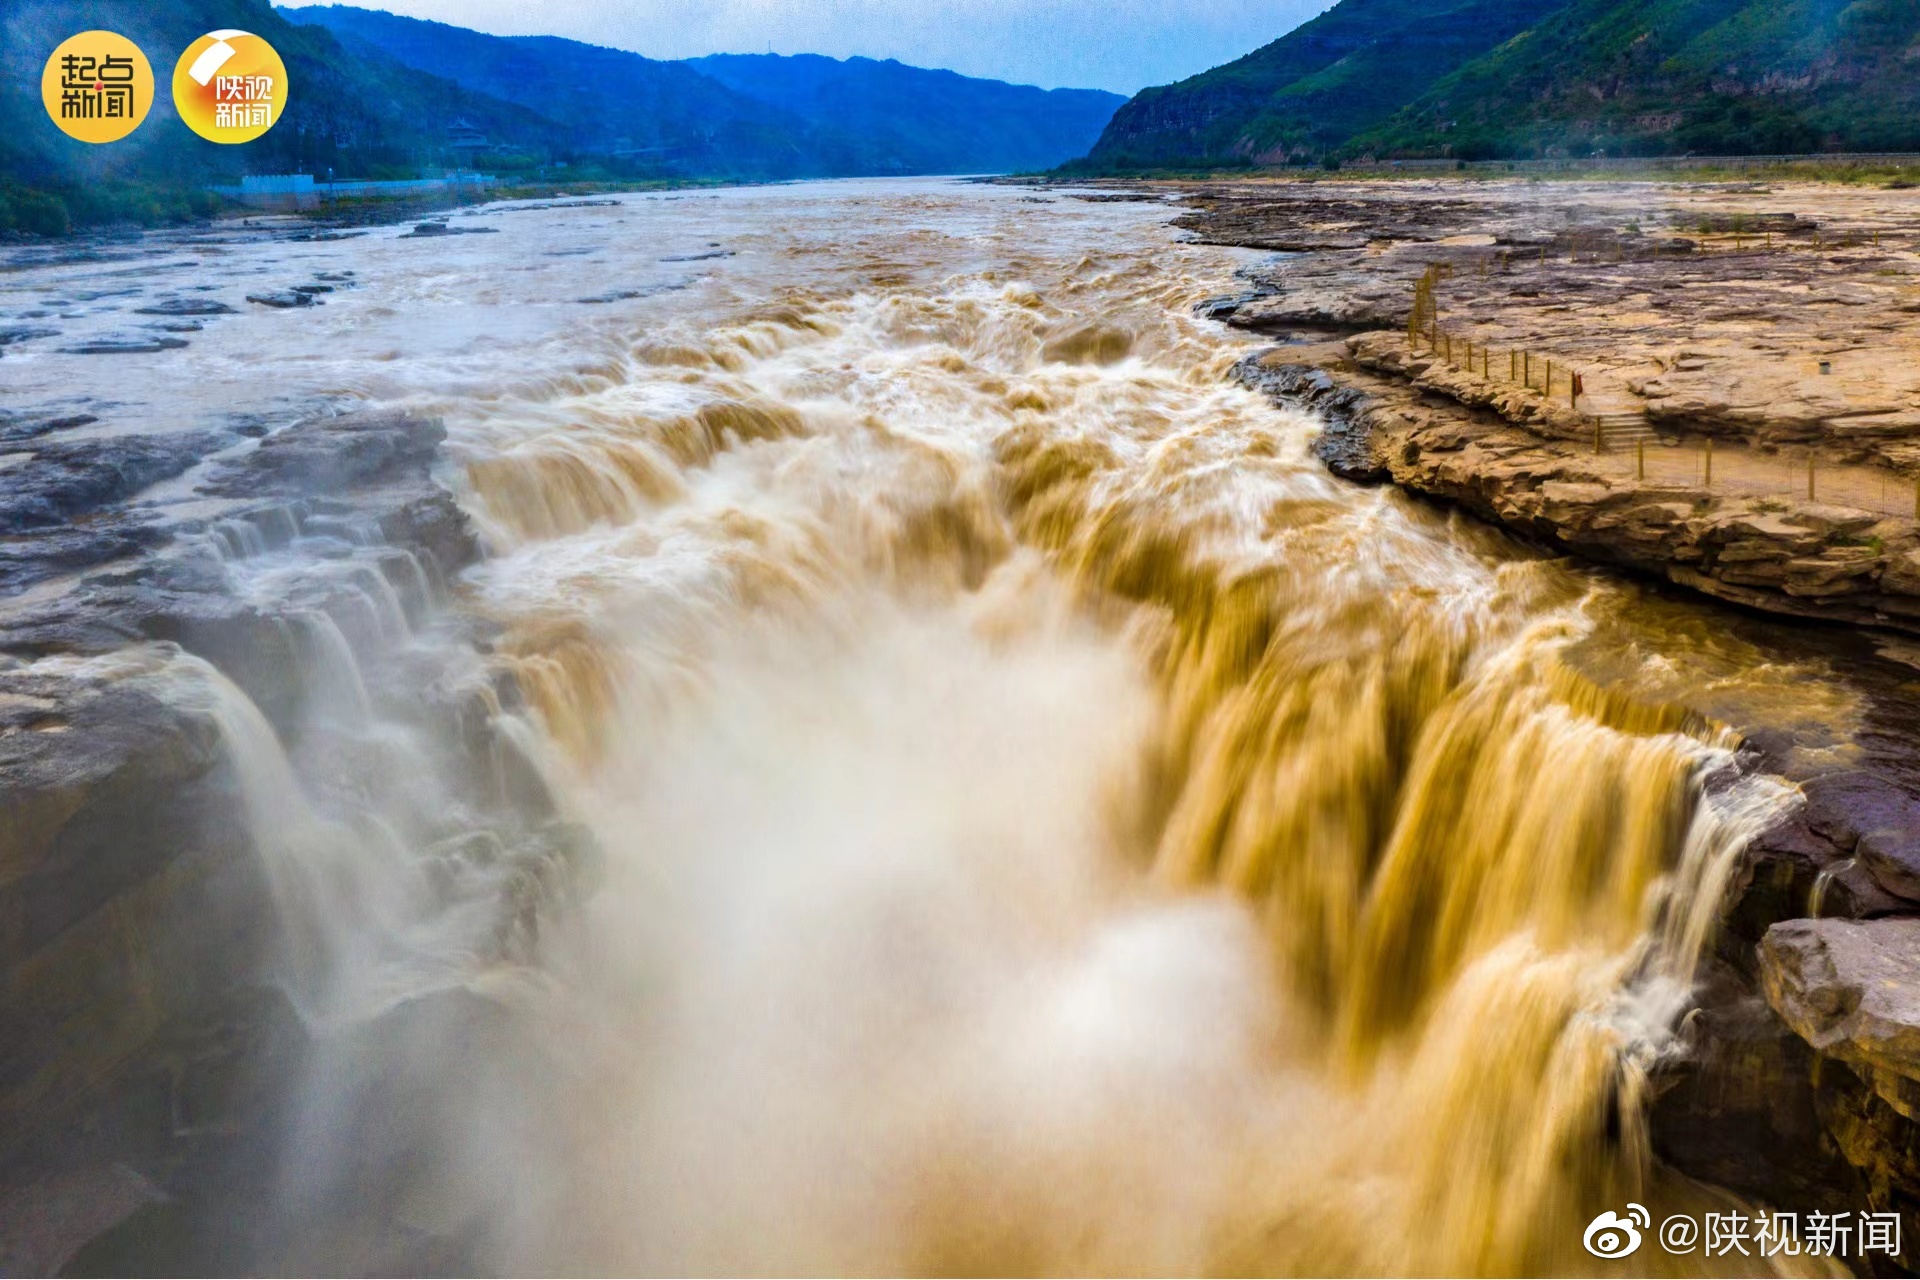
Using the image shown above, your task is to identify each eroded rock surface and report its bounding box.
[1242,344,1920,635]
[0,409,538,1273]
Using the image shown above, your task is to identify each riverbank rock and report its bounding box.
[0,668,274,1168]
[0,406,490,1198]
[1235,345,1920,636]
[1763,918,1920,1118]
[1,431,230,532]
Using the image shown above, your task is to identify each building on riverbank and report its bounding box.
[210,171,498,210]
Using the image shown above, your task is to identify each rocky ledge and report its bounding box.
[1167,174,1920,1268]
[0,410,574,1274]
[1241,344,1920,635]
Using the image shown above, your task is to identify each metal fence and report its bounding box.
[1410,325,1920,520]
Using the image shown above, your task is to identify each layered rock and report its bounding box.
[1175,175,1920,1261]
[1241,343,1920,634]
[0,409,546,1273]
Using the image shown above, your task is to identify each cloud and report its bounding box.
[274,0,1335,93]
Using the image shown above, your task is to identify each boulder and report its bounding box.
[1761,917,1920,1119]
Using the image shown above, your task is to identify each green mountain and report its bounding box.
[1078,0,1920,168]
[1360,0,1920,159]
[285,7,1122,177]
[1081,0,1570,168]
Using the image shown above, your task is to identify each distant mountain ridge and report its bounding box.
[0,0,1121,232]
[1078,0,1920,168]
[284,5,1124,177]
[689,52,1125,175]
[0,0,569,231]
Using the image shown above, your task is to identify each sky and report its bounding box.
[272,0,1337,95]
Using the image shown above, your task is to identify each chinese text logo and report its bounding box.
[41,31,153,143]
[173,30,288,144]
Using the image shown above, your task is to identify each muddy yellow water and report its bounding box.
[75,180,1867,1274]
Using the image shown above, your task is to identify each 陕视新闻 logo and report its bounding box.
[173,30,288,144]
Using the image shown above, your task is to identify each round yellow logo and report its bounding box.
[42,31,154,144]
[172,30,288,144]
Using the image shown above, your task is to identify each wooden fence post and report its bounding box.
[1704,437,1713,488]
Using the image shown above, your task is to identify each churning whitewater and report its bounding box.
[45,180,1857,1275]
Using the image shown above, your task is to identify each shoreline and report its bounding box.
[1154,172,1920,1239]
[2,175,1920,1269]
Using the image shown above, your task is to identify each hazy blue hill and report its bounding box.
[689,53,1124,174]
[287,6,1121,177]
[284,5,849,178]
[0,0,567,231]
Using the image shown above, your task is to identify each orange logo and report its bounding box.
[42,31,154,143]
[173,30,288,144]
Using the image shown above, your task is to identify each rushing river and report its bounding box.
[5,178,1871,1274]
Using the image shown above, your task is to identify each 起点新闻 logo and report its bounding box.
[42,31,153,143]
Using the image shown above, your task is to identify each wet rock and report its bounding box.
[131,299,235,317]
[201,411,444,500]
[1194,292,1257,321]
[398,222,496,239]
[1236,353,1390,482]
[0,412,98,445]
[1763,917,1920,1119]
[0,431,228,531]
[1802,770,1920,865]
[1862,826,1920,903]
[377,490,479,581]
[57,337,190,355]
[1651,956,1863,1216]
[0,668,274,1158]
[0,521,168,597]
